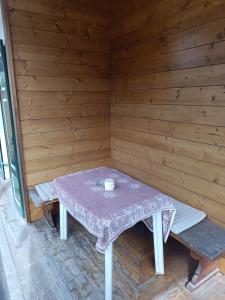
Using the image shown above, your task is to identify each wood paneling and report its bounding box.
[112,41,225,77]
[112,87,225,106]
[8,9,108,39]
[26,159,111,186]
[111,8,225,52]
[22,127,110,148]
[18,91,110,106]
[6,0,111,191]
[13,44,109,66]
[112,103,225,127]
[111,0,225,227]
[11,27,109,53]
[25,149,110,173]
[23,138,110,161]
[19,104,110,120]
[14,60,109,78]
[110,0,206,38]
[112,64,225,89]
[16,76,109,92]
[7,0,225,227]
[111,126,225,167]
[7,0,110,24]
[21,116,110,134]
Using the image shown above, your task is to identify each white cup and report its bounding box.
[104,178,115,191]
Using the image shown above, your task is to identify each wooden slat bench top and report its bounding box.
[172,219,225,261]
[28,188,58,207]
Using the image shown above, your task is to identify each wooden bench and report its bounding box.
[172,219,225,291]
[28,188,58,233]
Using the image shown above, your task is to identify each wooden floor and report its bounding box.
[0,178,225,300]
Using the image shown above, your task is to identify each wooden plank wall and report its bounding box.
[111,0,225,227]
[6,0,111,187]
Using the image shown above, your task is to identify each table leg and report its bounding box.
[60,203,68,240]
[153,211,165,274]
[105,243,113,300]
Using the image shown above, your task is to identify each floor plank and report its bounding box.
[0,179,74,300]
[0,217,24,300]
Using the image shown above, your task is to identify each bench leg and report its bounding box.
[60,203,68,240]
[186,251,219,292]
[43,204,57,233]
[105,243,113,300]
[153,211,165,275]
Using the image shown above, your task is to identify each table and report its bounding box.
[54,167,175,300]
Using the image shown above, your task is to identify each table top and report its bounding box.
[54,167,176,252]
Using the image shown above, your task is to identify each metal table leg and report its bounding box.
[105,243,113,300]
[153,211,165,274]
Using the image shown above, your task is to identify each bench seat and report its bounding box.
[172,219,225,291]
[173,219,225,261]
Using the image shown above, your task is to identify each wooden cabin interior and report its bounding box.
[1,0,225,299]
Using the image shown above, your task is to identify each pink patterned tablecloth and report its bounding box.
[54,167,176,253]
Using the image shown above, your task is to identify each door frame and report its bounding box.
[0,136,4,178]
[0,102,9,179]
[0,0,30,222]
[0,103,5,178]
